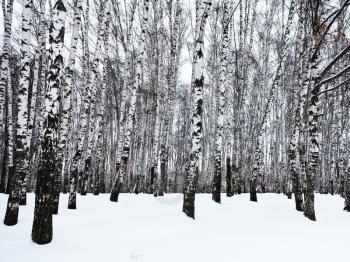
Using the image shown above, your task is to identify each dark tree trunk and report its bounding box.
[32,0,67,244]
[93,167,100,195]
[212,168,221,203]
[3,170,20,225]
[68,169,77,209]
[0,121,9,193]
[226,157,232,197]
[183,191,195,219]
[31,168,54,244]
[344,166,350,211]
[80,170,87,195]
[250,181,257,202]
[52,170,61,215]
[6,165,14,194]
[149,166,155,194]
[19,174,27,205]
[158,162,166,196]
[110,181,122,202]
[133,175,140,194]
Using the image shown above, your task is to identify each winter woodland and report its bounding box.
[1,0,350,257]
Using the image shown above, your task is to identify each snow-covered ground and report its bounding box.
[0,193,349,262]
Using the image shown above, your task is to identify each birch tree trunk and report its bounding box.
[68,0,93,209]
[110,0,150,202]
[212,0,229,203]
[83,0,111,196]
[30,0,49,160]
[32,0,66,244]
[344,157,350,211]
[183,0,212,218]
[288,0,305,212]
[93,2,111,196]
[250,0,295,202]
[114,0,137,177]
[304,34,320,222]
[53,0,82,214]
[0,0,14,193]
[158,0,181,196]
[4,0,33,225]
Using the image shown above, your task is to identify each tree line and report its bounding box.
[0,0,350,245]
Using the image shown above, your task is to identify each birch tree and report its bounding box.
[110,0,150,202]
[31,0,66,244]
[4,0,33,225]
[212,0,229,203]
[183,0,212,218]
[0,0,14,193]
[53,0,83,215]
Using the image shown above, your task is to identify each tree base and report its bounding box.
[250,181,257,202]
[295,198,304,212]
[52,204,59,215]
[183,192,195,219]
[250,192,257,202]
[304,205,316,221]
[19,195,26,206]
[32,167,53,245]
[32,204,53,245]
[344,206,350,212]
[52,193,60,215]
[32,223,52,245]
[4,194,19,226]
[4,209,18,226]
[304,212,316,221]
[212,192,221,203]
[68,193,76,209]
[110,190,119,202]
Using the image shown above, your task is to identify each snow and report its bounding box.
[0,193,349,262]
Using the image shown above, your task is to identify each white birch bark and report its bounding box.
[110,0,150,202]
[158,0,182,195]
[4,0,33,225]
[183,0,212,218]
[32,0,66,244]
[0,0,14,159]
[0,0,14,193]
[83,0,111,195]
[212,0,229,203]
[53,0,82,214]
[250,0,295,202]
[93,1,111,195]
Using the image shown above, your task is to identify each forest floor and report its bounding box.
[0,192,349,262]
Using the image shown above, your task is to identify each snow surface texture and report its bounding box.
[0,193,349,262]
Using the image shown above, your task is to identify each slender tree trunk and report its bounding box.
[68,0,96,208]
[31,0,66,244]
[183,0,212,218]
[159,0,181,196]
[226,157,233,197]
[212,0,229,204]
[250,0,295,202]
[0,0,14,186]
[94,3,111,196]
[288,104,304,211]
[4,0,33,225]
[110,0,150,202]
[344,159,350,211]
[53,0,82,215]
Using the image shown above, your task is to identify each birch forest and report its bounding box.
[1,0,350,252]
